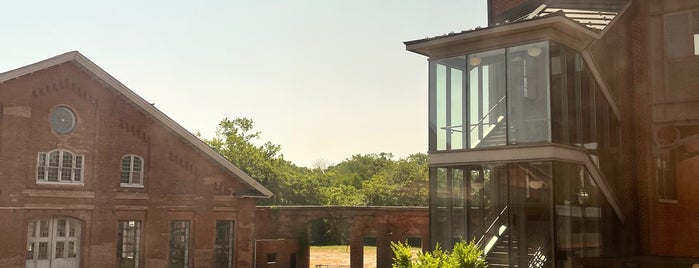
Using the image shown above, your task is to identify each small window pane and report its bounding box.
[133,157,143,172]
[62,152,73,168]
[26,243,34,260]
[118,220,141,268]
[47,167,59,181]
[67,242,77,258]
[694,34,699,55]
[132,172,141,184]
[57,220,66,237]
[38,242,48,260]
[75,156,83,169]
[122,157,132,172]
[215,221,235,268]
[37,167,46,181]
[38,153,47,166]
[39,220,49,237]
[169,221,190,268]
[121,172,131,184]
[55,242,65,258]
[48,151,60,167]
[61,168,72,181]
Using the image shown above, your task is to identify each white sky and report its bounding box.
[0,1,487,167]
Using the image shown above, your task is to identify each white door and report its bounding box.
[26,218,81,268]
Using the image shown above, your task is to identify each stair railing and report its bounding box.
[439,95,507,134]
[476,205,509,255]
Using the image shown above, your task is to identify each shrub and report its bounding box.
[391,240,487,268]
[449,240,488,268]
[390,241,413,268]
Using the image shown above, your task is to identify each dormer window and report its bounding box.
[37,149,83,184]
[120,155,144,188]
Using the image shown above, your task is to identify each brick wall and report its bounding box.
[0,61,261,267]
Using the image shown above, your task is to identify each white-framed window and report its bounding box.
[120,155,144,187]
[36,150,83,184]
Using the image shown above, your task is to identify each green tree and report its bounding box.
[203,118,311,205]
[363,153,428,206]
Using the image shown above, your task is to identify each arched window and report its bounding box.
[121,155,144,187]
[36,149,83,184]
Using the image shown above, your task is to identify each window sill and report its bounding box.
[37,181,84,186]
[120,183,145,188]
[658,199,678,204]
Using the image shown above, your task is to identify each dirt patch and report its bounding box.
[309,245,376,268]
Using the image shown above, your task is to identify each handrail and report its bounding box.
[439,95,506,134]
[476,204,509,246]
[469,95,507,134]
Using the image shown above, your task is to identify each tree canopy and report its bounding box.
[202,117,428,206]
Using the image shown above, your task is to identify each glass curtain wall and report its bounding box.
[507,42,550,144]
[429,42,549,151]
[430,57,467,151]
[468,50,507,148]
[549,42,622,191]
[430,162,621,267]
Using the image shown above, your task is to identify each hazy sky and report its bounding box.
[1,1,487,167]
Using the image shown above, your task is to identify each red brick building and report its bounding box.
[0,51,273,268]
[407,0,699,266]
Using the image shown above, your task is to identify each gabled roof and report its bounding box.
[0,51,273,198]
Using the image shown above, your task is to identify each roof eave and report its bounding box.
[0,52,274,198]
[405,15,600,58]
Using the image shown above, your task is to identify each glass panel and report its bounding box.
[74,170,81,182]
[121,172,131,184]
[26,242,34,260]
[47,167,59,181]
[68,242,77,258]
[57,220,66,237]
[75,155,83,169]
[118,220,141,268]
[215,221,235,268]
[430,168,451,248]
[69,223,76,237]
[468,49,506,148]
[38,242,48,260]
[430,57,467,151]
[436,64,447,150]
[61,168,72,181]
[133,157,143,171]
[169,221,190,268]
[508,162,553,267]
[37,167,46,181]
[48,151,60,167]
[451,68,464,150]
[451,169,465,241]
[122,156,132,172]
[554,162,621,266]
[55,241,65,258]
[62,152,73,168]
[507,41,550,144]
[39,220,49,237]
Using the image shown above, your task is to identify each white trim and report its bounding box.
[120,183,145,189]
[1,52,272,198]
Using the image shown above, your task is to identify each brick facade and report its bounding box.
[0,55,269,267]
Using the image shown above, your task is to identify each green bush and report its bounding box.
[390,240,487,268]
[449,240,488,268]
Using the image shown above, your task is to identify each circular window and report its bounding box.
[49,106,77,134]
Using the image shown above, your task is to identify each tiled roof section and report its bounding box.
[528,6,618,31]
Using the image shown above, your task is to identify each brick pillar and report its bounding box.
[349,234,363,268]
